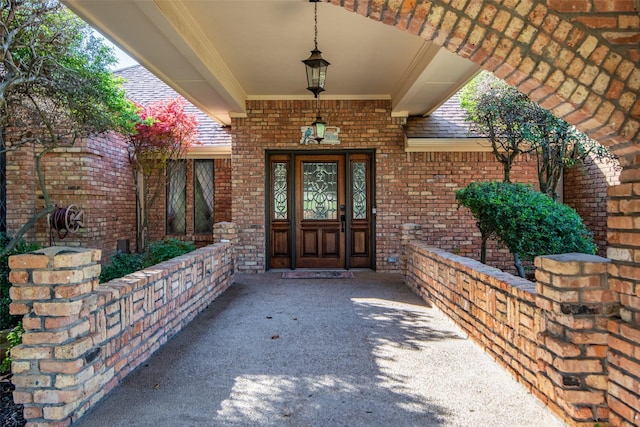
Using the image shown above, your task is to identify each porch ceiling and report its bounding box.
[63,0,480,125]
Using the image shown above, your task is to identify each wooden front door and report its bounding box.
[268,151,374,270]
[296,155,345,268]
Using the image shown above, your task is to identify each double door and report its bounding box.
[268,151,374,270]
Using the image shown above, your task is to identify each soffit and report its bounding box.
[63,0,480,125]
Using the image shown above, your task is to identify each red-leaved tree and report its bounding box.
[128,98,198,252]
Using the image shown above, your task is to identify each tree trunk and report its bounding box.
[513,253,526,278]
[480,234,488,264]
[135,170,146,253]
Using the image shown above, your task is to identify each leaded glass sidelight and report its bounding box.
[194,160,214,233]
[273,162,288,220]
[352,162,367,219]
[166,160,186,234]
[302,162,337,220]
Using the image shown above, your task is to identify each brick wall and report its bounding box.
[8,238,235,426]
[564,154,621,257]
[5,133,37,242]
[405,244,540,399]
[6,132,137,259]
[404,242,637,427]
[214,158,232,225]
[231,99,539,273]
[606,176,640,427]
[5,127,232,258]
[535,253,615,425]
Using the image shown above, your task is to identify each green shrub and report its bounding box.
[0,234,40,329]
[492,183,597,261]
[0,322,23,374]
[100,238,195,283]
[144,238,196,266]
[456,182,596,277]
[99,252,145,283]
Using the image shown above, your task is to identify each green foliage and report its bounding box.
[0,0,140,257]
[100,238,195,283]
[459,73,538,182]
[98,252,145,284]
[454,181,506,264]
[460,72,617,197]
[1,0,138,135]
[529,106,618,200]
[456,182,596,277]
[0,322,24,374]
[144,238,196,267]
[0,234,40,329]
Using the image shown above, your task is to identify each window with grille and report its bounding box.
[166,160,186,234]
[194,160,214,233]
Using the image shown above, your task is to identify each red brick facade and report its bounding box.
[4,0,640,423]
[231,99,542,273]
[5,132,232,260]
[6,133,137,257]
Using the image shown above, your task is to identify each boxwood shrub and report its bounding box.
[456,181,596,277]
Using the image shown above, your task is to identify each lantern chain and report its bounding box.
[314,0,318,50]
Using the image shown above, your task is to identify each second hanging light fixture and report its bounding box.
[302,0,329,142]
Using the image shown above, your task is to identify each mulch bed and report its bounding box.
[0,374,25,427]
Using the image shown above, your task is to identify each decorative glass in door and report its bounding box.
[268,152,373,270]
[302,162,337,220]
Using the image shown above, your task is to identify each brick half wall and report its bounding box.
[405,244,540,395]
[8,241,235,426]
[404,242,638,427]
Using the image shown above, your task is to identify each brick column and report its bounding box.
[214,222,237,273]
[399,223,422,276]
[535,253,616,426]
[9,247,101,427]
[606,177,640,427]
[213,221,238,244]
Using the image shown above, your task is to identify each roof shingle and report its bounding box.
[405,93,481,139]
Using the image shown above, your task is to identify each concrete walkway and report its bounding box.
[75,272,565,427]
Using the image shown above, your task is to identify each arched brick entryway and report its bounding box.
[333,0,638,152]
[331,1,639,425]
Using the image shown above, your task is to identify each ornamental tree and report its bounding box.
[459,73,538,183]
[527,106,618,200]
[127,98,198,252]
[460,72,618,197]
[0,0,137,256]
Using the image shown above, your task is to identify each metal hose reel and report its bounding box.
[48,204,84,240]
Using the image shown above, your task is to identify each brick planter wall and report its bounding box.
[535,253,616,425]
[405,241,638,427]
[8,239,235,426]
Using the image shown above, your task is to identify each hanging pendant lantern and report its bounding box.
[311,113,326,142]
[302,0,329,98]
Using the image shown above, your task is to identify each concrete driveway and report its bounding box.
[75,272,565,427]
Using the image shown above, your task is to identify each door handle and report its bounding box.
[340,214,346,232]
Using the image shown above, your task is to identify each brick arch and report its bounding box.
[332,0,639,163]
